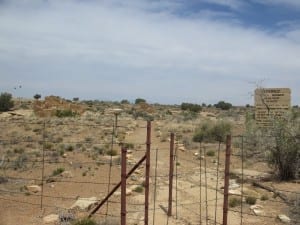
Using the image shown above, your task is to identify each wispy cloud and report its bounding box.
[252,0,300,9]
[0,0,299,104]
[200,0,247,10]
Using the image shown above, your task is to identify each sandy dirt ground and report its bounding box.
[0,111,298,225]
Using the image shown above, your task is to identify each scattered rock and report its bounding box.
[194,152,199,156]
[114,188,132,196]
[126,188,132,196]
[229,189,242,196]
[131,175,138,181]
[70,197,98,210]
[231,169,271,180]
[61,171,73,178]
[26,185,41,193]
[179,146,186,152]
[229,179,240,190]
[278,214,291,223]
[43,214,59,224]
[250,205,264,216]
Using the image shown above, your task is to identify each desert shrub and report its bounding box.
[106,149,117,156]
[193,120,232,143]
[214,101,232,110]
[44,142,53,150]
[206,150,215,157]
[55,109,78,117]
[181,102,202,113]
[0,92,14,112]
[229,197,240,207]
[181,111,198,121]
[33,94,41,100]
[133,185,144,193]
[93,146,105,155]
[135,98,146,104]
[245,196,257,205]
[72,217,96,225]
[242,110,300,180]
[13,153,28,169]
[65,145,74,152]
[120,99,130,104]
[260,194,269,201]
[52,167,65,176]
[14,148,24,154]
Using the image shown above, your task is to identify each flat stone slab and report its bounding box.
[70,197,98,210]
[43,214,59,224]
[231,169,270,179]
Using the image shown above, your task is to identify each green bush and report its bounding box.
[135,98,146,104]
[66,145,74,152]
[260,194,269,201]
[55,109,78,117]
[206,150,215,157]
[214,101,232,110]
[242,110,300,180]
[106,149,118,156]
[245,196,257,205]
[229,197,240,207]
[0,92,14,112]
[13,153,28,169]
[52,167,65,176]
[193,121,232,143]
[181,102,202,113]
[133,185,144,193]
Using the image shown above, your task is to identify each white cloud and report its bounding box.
[0,0,299,104]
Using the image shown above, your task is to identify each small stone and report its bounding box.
[131,175,138,181]
[194,152,199,156]
[70,197,98,210]
[126,188,132,196]
[61,171,73,178]
[26,185,41,193]
[278,214,291,223]
[179,146,186,152]
[250,205,264,216]
[229,179,240,190]
[229,189,242,196]
[43,214,59,224]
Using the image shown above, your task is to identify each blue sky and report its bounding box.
[0,0,300,105]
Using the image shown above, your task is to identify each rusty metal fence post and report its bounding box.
[168,132,175,217]
[145,121,151,225]
[222,135,231,225]
[41,121,46,210]
[121,147,127,225]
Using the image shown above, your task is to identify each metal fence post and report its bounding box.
[168,132,175,217]
[222,135,231,225]
[121,147,127,225]
[145,121,151,225]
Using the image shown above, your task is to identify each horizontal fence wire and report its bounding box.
[1,119,299,225]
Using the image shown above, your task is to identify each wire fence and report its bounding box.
[0,117,299,225]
